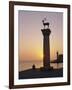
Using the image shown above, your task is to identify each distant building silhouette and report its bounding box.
[51,52,63,64]
[57,52,63,63]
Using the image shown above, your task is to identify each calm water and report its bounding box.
[19,60,63,71]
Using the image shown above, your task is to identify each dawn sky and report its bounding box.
[18,10,63,62]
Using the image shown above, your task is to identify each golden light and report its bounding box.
[36,49,43,60]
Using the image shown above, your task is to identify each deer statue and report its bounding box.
[42,18,50,29]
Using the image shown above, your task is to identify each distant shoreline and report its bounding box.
[19,61,63,71]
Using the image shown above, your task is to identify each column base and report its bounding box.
[40,66,53,71]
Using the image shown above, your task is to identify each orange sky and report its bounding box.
[18,10,63,62]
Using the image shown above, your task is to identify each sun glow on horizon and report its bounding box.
[37,49,43,60]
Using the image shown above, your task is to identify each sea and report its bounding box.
[19,60,63,72]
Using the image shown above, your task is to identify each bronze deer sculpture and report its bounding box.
[42,20,49,29]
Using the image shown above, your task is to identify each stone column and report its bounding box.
[41,28,51,68]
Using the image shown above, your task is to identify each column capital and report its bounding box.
[41,29,51,36]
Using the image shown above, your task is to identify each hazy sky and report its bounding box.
[18,10,63,62]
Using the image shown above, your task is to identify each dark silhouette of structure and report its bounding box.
[56,52,63,63]
[51,52,63,64]
[56,51,63,68]
[32,64,36,70]
[41,19,52,69]
[57,51,59,60]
